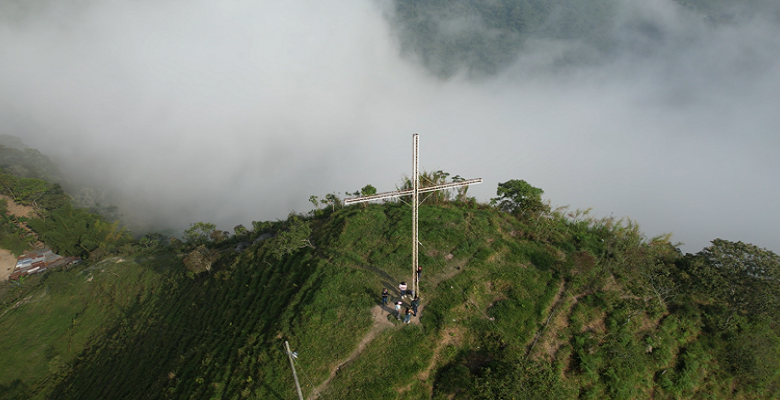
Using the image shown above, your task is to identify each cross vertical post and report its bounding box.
[412,133,419,296]
[285,341,304,400]
[344,134,482,300]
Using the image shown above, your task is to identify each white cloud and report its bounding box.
[1,0,778,253]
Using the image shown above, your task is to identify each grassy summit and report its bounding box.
[1,182,778,399]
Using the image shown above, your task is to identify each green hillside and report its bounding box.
[1,178,778,399]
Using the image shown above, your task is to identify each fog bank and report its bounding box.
[1,0,778,253]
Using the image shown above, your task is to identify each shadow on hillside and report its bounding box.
[361,264,395,283]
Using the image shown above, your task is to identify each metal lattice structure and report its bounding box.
[344,134,482,297]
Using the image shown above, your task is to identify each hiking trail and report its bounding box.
[308,259,467,398]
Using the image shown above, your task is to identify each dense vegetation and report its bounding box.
[3,0,780,396]
[0,141,132,258]
[0,167,130,258]
[1,167,778,399]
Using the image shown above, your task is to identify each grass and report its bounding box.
[2,201,777,399]
[0,259,165,398]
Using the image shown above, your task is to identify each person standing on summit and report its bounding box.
[381,288,389,306]
[399,282,407,299]
[404,307,413,324]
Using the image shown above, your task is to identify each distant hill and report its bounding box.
[0,136,124,224]
[0,135,28,150]
[386,0,780,78]
[1,187,778,399]
[0,136,61,183]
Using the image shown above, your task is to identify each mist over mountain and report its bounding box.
[1,0,778,252]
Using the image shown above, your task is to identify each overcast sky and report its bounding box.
[1,0,778,253]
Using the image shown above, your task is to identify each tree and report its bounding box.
[451,174,470,202]
[27,203,130,257]
[138,236,153,249]
[692,239,780,321]
[308,195,319,209]
[252,220,271,233]
[491,180,549,216]
[209,230,228,243]
[169,237,183,251]
[424,170,450,204]
[270,217,315,259]
[139,232,167,249]
[183,222,217,246]
[0,173,68,218]
[0,173,19,198]
[360,185,377,197]
[234,224,247,236]
[322,193,340,212]
[183,245,220,275]
[727,320,780,389]
[400,170,454,204]
[358,185,377,207]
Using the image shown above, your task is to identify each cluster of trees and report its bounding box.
[421,178,780,398]
[0,167,131,259]
[402,170,475,204]
[680,239,780,388]
[490,179,548,216]
[0,199,36,255]
[0,170,69,217]
[311,170,480,216]
[26,204,131,258]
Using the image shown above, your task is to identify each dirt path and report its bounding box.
[525,279,566,357]
[0,249,16,281]
[0,294,32,319]
[306,305,394,400]
[307,259,468,398]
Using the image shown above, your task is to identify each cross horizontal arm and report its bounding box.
[343,178,482,205]
[343,188,414,205]
[417,178,482,193]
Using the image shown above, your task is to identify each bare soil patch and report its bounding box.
[0,194,34,218]
[0,249,16,281]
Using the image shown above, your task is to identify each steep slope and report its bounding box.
[1,201,778,399]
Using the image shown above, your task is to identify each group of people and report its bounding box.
[381,283,420,324]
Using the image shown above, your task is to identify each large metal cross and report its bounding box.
[343,134,482,297]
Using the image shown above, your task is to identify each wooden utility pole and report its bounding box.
[344,134,482,297]
[285,341,304,400]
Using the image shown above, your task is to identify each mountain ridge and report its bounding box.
[1,151,778,399]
